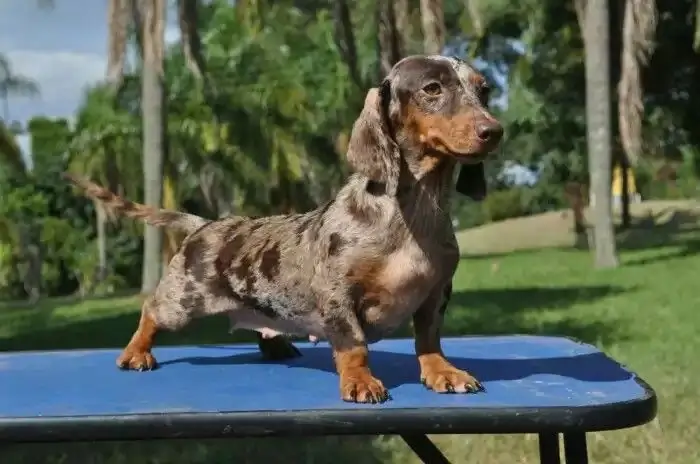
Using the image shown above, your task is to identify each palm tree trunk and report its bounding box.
[162,169,181,269]
[420,0,445,54]
[96,202,108,288]
[377,0,402,78]
[139,0,166,294]
[332,0,363,90]
[584,0,619,268]
[393,0,413,55]
[610,0,631,229]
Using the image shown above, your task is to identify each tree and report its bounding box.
[580,0,619,268]
[106,0,205,294]
[0,54,43,301]
[69,84,142,291]
[0,54,40,122]
[616,0,657,227]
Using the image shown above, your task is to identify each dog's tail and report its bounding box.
[64,173,211,235]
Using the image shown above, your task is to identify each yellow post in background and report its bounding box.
[611,163,640,207]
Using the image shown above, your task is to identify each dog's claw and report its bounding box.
[341,372,390,404]
[421,366,482,395]
[116,349,157,371]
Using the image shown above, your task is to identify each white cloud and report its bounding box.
[6,50,107,102]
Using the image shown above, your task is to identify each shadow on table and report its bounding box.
[159,284,633,388]
[160,345,634,389]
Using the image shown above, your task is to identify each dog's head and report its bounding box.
[346,55,503,200]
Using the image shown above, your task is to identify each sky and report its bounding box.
[0,0,179,164]
[0,0,536,184]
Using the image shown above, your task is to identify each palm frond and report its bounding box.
[618,0,657,166]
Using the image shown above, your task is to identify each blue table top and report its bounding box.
[0,335,656,442]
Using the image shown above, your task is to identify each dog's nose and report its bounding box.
[476,120,503,144]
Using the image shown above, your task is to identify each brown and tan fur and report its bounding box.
[66,55,503,404]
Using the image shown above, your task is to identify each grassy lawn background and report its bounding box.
[1,201,698,463]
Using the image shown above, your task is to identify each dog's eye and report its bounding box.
[422,82,442,96]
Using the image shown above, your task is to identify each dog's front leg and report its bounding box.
[413,282,484,394]
[323,299,390,404]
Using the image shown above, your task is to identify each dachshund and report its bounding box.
[65,54,503,404]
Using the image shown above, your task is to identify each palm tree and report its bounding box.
[106,0,205,294]
[618,0,656,168]
[0,53,40,122]
[580,0,619,268]
[69,84,141,290]
[617,0,657,227]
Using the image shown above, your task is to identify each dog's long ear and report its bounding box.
[455,163,487,201]
[346,81,401,195]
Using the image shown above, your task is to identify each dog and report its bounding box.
[66,54,502,404]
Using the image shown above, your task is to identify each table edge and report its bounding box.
[0,378,657,443]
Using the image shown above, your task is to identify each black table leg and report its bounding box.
[563,432,588,464]
[538,433,561,464]
[401,434,452,464]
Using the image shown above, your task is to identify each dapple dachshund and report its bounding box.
[66,54,503,404]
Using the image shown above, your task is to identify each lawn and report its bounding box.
[1,204,698,463]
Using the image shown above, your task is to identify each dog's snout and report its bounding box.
[476,121,503,144]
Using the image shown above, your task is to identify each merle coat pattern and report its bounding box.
[66,54,503,404]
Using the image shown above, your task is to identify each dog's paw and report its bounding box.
[340,370,391,404]
[117,349,157,371]
[257,334,302,360]
[421,367,484,394]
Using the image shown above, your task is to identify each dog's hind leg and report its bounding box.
[117,284,225,370]
[116,254,227,370]
[116,294,163,370]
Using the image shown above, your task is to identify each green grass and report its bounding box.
[2,208,699,463]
